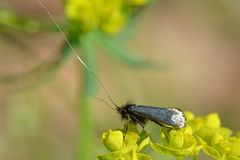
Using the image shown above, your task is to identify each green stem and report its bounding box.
[78,96,93,160]
[192,154,199,160]
[77,33,96,160]
[80,34,97,96]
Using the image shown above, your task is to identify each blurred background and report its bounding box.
[0,0,240,159]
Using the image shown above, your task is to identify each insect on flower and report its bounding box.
[117,103,186,128]
[37,0,186,129]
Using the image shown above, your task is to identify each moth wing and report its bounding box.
[128,105,185,128]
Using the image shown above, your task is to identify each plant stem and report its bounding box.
[78,96,93,160]
[192,154,199,160]
[77,33,96,160]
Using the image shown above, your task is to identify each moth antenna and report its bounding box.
[37,0,120,109]
[93,96,115,110]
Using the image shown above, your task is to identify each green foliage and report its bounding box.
[99,112,240,160]
[3,2,239,158]
[6,1,240,160]
[1,1,153,160]
[0,9,41,33]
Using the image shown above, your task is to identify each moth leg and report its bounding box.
[123,120,131,141]
[130,115,149,137]
[130,115,145,129]
[123,121,129,133]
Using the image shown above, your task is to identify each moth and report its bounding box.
[117,103,186,128]
[37,0,186,129]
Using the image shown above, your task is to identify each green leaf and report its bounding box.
[97,147,145,160]
[192,154,199,160]
[150,141,196,158]
[137,137,150,152]
[226,155,240,160]
[95,31,152,67]
[137,153,152,160]
[97,150,122,160]
[0,39,74,91]
[202,145,222,160]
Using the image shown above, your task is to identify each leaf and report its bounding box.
[137,137,150,152]
[95,31,152,67]
[0,40,74,91]
[226,155,240,160]
[150,141,197,158]
[97,151,122,160]
[202,145,222,160]
[137,153,152,160]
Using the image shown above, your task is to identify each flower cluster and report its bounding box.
[65,0,149,35]
[98,112,240,160]
[97,126,151,160]
[186,112,240,160]
[150,126,203,159]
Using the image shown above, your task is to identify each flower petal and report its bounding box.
[125,132,140,146]
[137,137,150,152]
[102,130,123,151]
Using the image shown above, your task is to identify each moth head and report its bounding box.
[116,107,128,120]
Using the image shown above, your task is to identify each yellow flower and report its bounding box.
[151,126,203,158]
[186,112,239,160]
[65,0,150,35]
[203,135,240,160]
[186,112,232,143]
[229,137,240,157]
[205,113,221,128]
[127,0,149,6]
[65,0,99,31]
[102,129,123,151]
[184,111,195,120]
[98,128,151,160]
[99,9,126,35]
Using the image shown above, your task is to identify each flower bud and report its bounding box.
[205,113,221,128]
[230,138,240,157]
[169,130,184,149]
[102,129,123,151]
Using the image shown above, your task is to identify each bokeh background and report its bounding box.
[0,0,240,159]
